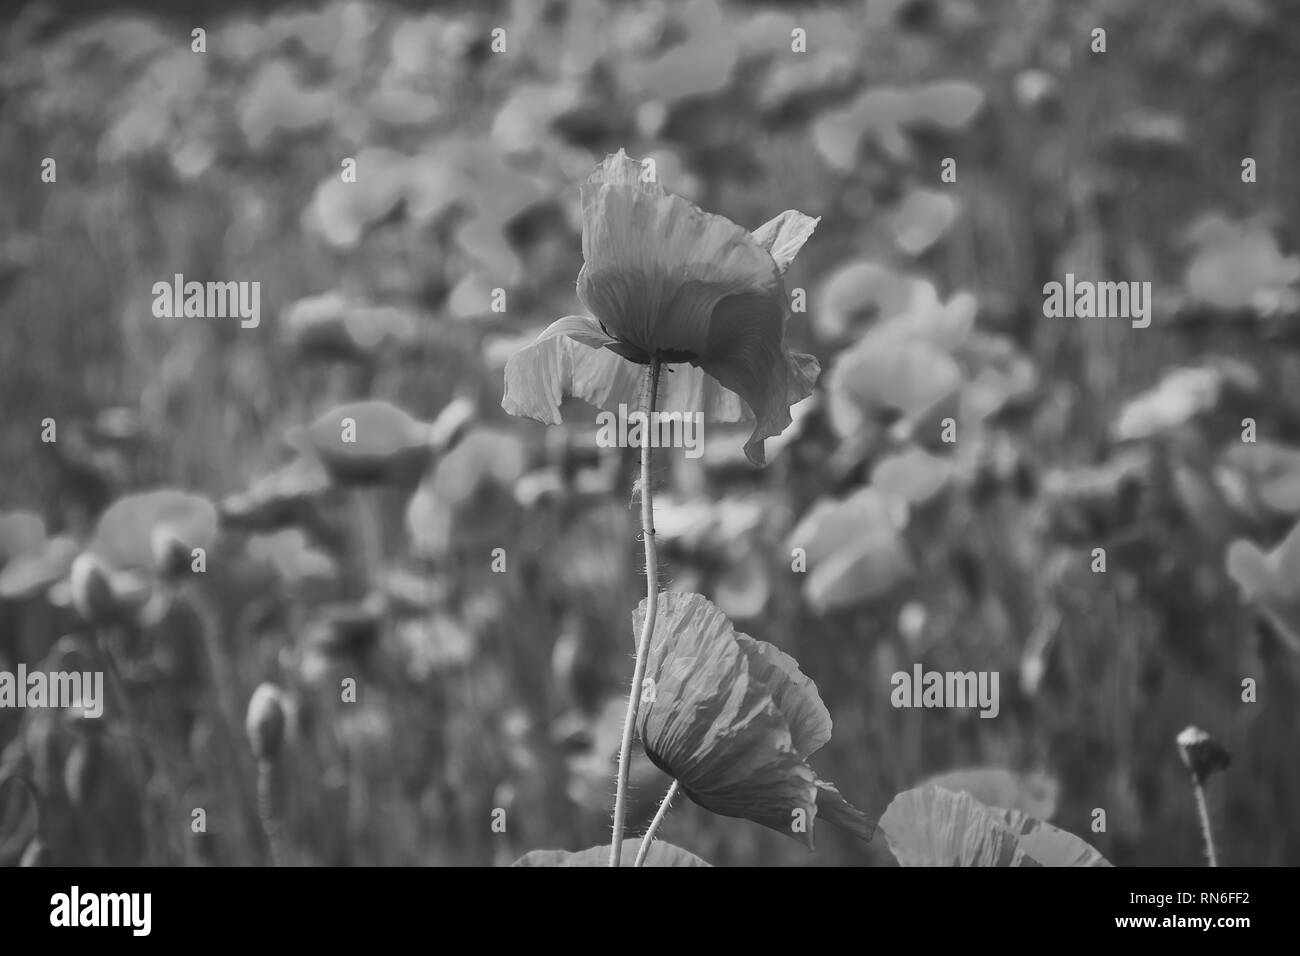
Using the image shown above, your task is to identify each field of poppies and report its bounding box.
[1,0,1299,867]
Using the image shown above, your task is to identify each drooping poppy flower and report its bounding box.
[502,149,820,466]
[631,591,874,848]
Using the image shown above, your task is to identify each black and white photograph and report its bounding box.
[0,0,1294,931]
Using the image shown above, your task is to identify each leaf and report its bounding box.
[879,785,1037,866]
[511,842,711,867]
[992,808,1112,866]
[918,768,1059,821]
[632,591,873,847]
[89,490,217,571]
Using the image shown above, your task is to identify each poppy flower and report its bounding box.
[512,841,710,867]
[502,149,820,466]
[631,591,873,848]
[879,785,1110,867]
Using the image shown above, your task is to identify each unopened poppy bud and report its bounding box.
[1176,725,1230,783]
[20,837,50,867]
[63,737,100,810]
[246,683,287,761]
[68,552,116,625]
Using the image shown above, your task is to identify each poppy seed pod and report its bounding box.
[67,552,117,626]
[246,683,287,761]
[1176,725,1231,783]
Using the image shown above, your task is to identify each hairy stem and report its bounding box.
[1191,778,1218,867]
[634,779,680,867]
[610,357,663,868]
[256,756,288,867]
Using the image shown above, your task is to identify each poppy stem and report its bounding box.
[634,779,680,867]
[1191,777,1219,867]
[610,356,664,868]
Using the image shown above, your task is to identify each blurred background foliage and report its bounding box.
[1,0,1299,866]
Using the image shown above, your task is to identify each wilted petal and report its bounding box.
[735,636,830,758]
[750,210,820,275]
[633,591,873,848]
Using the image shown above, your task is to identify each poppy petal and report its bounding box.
[578,161,786,362]
[815,779,877,842]
[502,317,749,425]
[511,841,711,867]
[633,591,873,848]
[735,635,831,758]
[633,591,818,847]
[750,210,820,275]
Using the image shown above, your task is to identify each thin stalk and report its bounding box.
[634,779,680,867]
[610,357,663,868]
[257,756,288,866]
[1191,778,1218,867]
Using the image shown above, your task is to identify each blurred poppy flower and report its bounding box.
[513,841,711,867]
[631,591,873,848]
[503,149,820,465]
